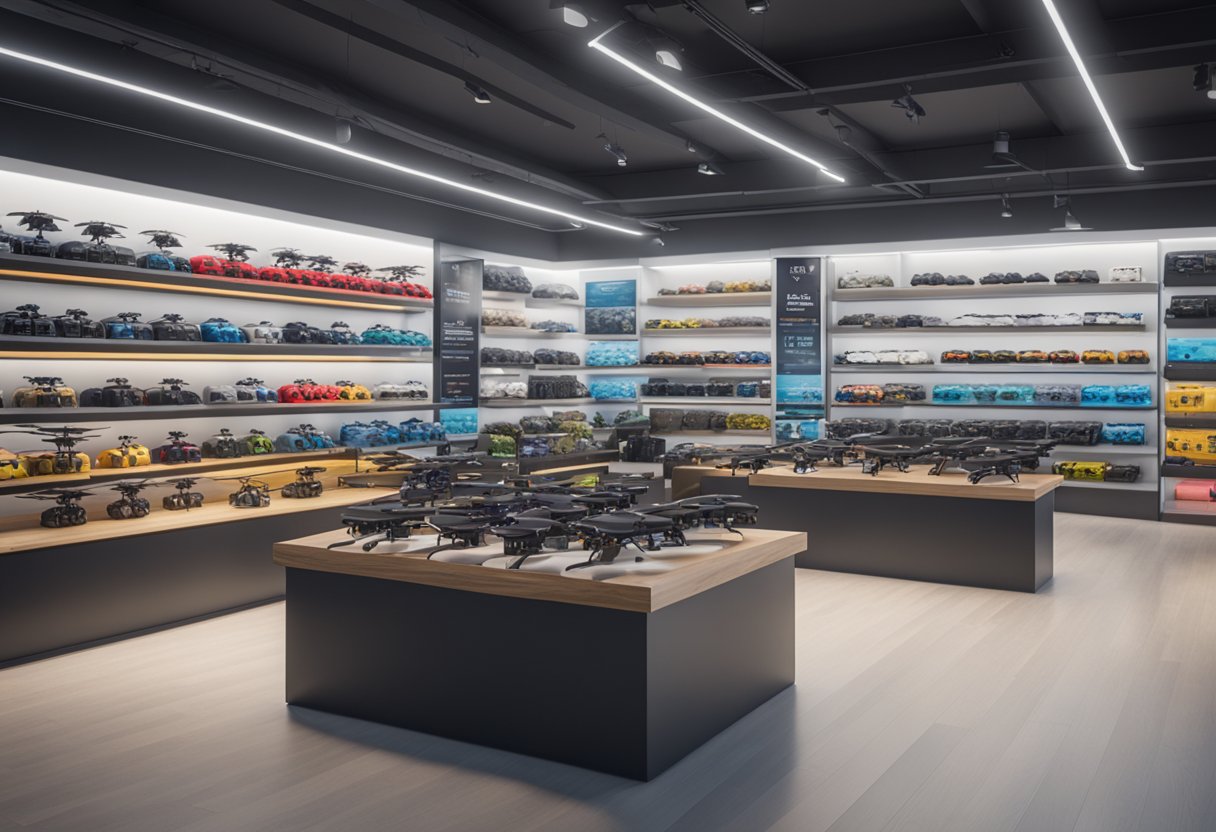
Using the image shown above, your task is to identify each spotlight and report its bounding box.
[746,0,770,13]
[1050,196,1092,231]
[686,139,698,153]
[335,119,352,144]
[599,136,628,167]
[655,47,682,71]
[464,81,491,104]
[557,2,590,28]
[654,235,666,246]
[697,162,724,175]
[1000,194,1013,219]
[891,86,925,123]
[992,130,1010,155]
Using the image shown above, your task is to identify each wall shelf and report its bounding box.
[525,297,583,309]
[832,363,1155,374]
[638,397,772,406]
[833,283,1156,302]
[641,327,771,337]
[1164,319,1216,329]
[644,292,771,308]
[0,253,433,313]
[1164,274,1216,287]
[648,429,772,438]
[480,327,582,338]
[831,401,1155,410]
[0,335,431,362]
[1164,414,1216,428]
[1162,464,1216,479]
[1164,363,1216,380]
[0,400,442,425]
[1162,500,1216,526]
[831,325,1147,335]
[479,397,595,407]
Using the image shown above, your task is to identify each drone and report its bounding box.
[7,210,66,237]
[208,243,257,261]
[329,499,438,551]
[270,247,305,268]
[18,488,91,528]
[566,511,675,572]
[376,265,425,280]
[105,480,153,520]
[74,220,126,244]
[343,262,372,277]
[491,508,577,570]
[306,254,338,272]
[140,229,185,251]
[228,476,273,509]
[662,494,759,535]
[282,466,326,499]
[4,423,103,475]
[162,477,204,511]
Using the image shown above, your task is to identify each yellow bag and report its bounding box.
[1166,385,1216,413]
[1166,429,1216,464]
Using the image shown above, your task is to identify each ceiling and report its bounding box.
[1,0,1215,241]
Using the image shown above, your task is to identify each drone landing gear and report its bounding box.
[564,539,647,572]
[425,530,486,559]
[967,466,1020,485]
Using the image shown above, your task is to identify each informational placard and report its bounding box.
[584,279,638,335]
[774,257,824,440]
[435,257,482,407]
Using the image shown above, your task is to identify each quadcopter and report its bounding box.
[566,510,676,572]
[343,262,372,277]
[306,254,338,272]
[376,265,425,280]
[645,494,759,536]
[140,229,185,251]
[491,508,577,570]
[162,477,204,511]
[18,488,90,528]
[7,210,66,237]
[4,423,103,475]
[74,220,126,244]
[329,499,438,551]
[208,243,257,261]
[105,480,153,520]
[227,476,273,509]
[282,466,326,499]
[270,247,305,268]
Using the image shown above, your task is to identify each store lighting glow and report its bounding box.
[588,24,846,183]
[0,45,646,237]
[1038,0,1143,171]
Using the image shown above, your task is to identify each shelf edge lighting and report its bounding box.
[588,24,846,184]
[1038,0,1143,172]
[0,45,646,237]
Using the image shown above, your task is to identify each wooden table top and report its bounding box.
[747,464,1062,502]
[273,527,807,613]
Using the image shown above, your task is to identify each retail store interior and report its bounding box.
[2,1,1216,830]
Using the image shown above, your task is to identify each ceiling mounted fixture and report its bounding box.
[1194,64,1216,100]
[334,119,352,144]
[589,23,845,183]
[890,85,925,123]
[697,162,724,175]
[555,2,591,28]
[0,44,644,236]
[1000,194,1013,219]
[746,0,770,14]
[654,42,684,71]
[463,81,492,104]
[598,134,628,167]
[1038,0,1143,171]
[1050,195,1091,231]
[685,140,698,153]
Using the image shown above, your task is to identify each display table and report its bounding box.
[273,526,806,780]
[696,464,1062,592]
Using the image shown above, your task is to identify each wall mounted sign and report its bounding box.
[435,256,482,407]
[774,257,824,440]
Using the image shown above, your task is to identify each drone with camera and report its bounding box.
[2,424,102,475]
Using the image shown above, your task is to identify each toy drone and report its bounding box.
[105,480,153,520]
[306,254,338,272]
[140,229,185,252]
[270,247,305,268]
[18,488,90,528]
[75,220,126,244]
[343,262,372,277]
[7,210,66,237]
[162,477,204,511]
[4,423,103,475]
[566,511,676,572]
[491,508,576,570]
[208,243,257,261]
[329,499,438,551]
[228,476,273,509]
[282,466,326,499]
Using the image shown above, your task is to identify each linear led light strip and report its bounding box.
[0,45,646,236]
[589,23,845,183]
[1039,0,1143,172]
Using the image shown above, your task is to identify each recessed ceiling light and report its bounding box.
[0,44,644,236]
[1039,0,1143,171]
[589,23,844,183]
[560,3,590,28]
[655,47,683,71]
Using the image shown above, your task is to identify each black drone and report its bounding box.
[282,466,326,499]
[106,480,153,520]
[208,243,257,261]
[306,254,338,272]
[140,230,185,251]
[491,508,577,570]
[18,488,90,528]
[329,499,437,551]
[228,476,273,509]
[343,262,372,277]
[376,265,425,280]
[270,247,305,268]
[75,220,126,244]
[566,511,675,572]
[7,210,66,237]
[4,423,104,475]
[162,477,204,511]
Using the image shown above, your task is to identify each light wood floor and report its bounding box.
[2,513,1215,831]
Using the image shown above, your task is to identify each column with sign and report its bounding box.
[774,257,824,441]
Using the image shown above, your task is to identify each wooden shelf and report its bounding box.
[0,253,433,313]
[0,486,376,556]
[0,400,442,425]
[481,327,583,338]
[642,327,771,337]
[749,463,1061,502]
[832,282,1157,301]
[1163,499,1216,525]
[0,335,431,362]
[525,297,583,309]
[644,292,771,308]
[832,325,1147,335]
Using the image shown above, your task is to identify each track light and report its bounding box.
[463,81,491,104]
[697,162,724,175]
[557,2,590,28]
[654,235,666,246]
[1039,0,1142,171]
[0,44,644,236]
[686,140,699,153]
[1049,196,1091,231]
[1000,194,1013,219]
[589,23,845,183]
[335,119,352,144]
[746,0,770,13]
[655,45,683,71]
[599,135,628,167]
[891,85,925,123]
[992,130,1010,155]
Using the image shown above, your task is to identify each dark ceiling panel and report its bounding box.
[1030,67,1216,136]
